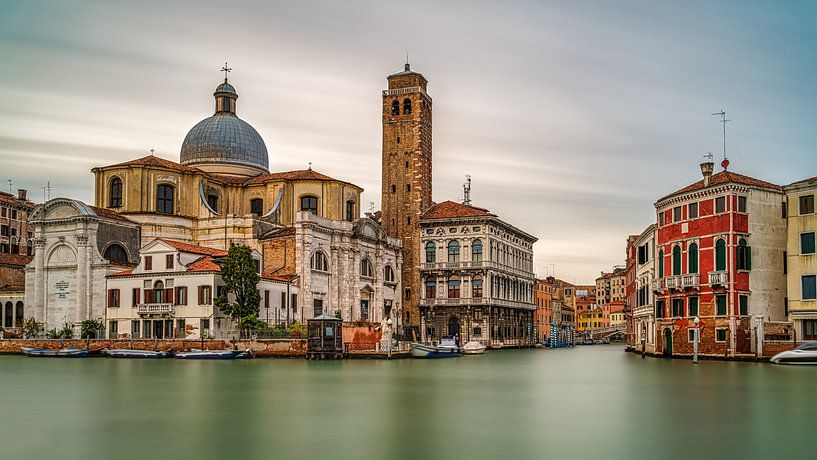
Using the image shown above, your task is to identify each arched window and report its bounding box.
[300,196,318,214]
[154,280,165,304]
[103,244,129,264]
[658,249,664,278]
[250,198,263,216]
[345,201,355,222]
[207,194,219,213]
[391,100,400,115]
[715,239,727,271]
[156,184,175,214]
[688,243,699,274]
[425,276,436,299]
[736,238,751,270]
[447,240,460,263]
[15,301,23,327]
[471,239,483,262]
[310,251,328,272]
[403,98,412,115]
[385,265,395,283]
[3,301,11,328]
[360,259,373,278]
[672,245,682,276]
[109,177,122,208]
[424,242,436,263]
[472,275,484,298]
[448,275,461,298]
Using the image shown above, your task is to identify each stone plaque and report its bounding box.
[55,280,70,299]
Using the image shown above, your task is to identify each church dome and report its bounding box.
[180,78,269,175]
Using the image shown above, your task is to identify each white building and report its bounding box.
[260,211,402,325]
[632,224,657,353]
[106,238,294,339]
[25,198,141,333]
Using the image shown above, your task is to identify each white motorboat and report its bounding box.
[770,341,817,364]
[462,341,486,355]
[410,336,462,358]
[103,348,171,359]
[175,349,253,360]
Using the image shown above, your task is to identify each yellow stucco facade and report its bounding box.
[785,178,817,339]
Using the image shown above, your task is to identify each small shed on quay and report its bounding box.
[306,314,343,359]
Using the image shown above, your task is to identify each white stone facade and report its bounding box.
[633,224,657,353]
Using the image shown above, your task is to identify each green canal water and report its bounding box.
[0,345,814,460]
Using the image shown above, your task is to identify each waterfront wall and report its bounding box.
[0,338,307,357]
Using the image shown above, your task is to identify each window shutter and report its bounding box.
[747,246,752,270]
[165,288,173,304]
[134,288,140,306]
[198,286,204,305]
[107,289,113,308]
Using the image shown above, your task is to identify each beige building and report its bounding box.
[632,224,657,353]
[784,177,817,340]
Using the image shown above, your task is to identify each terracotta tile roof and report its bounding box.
[103,155,202,174]
[186,256,221,272]
[659,170,781,202]
[789,176,817,186]
[109,268,134,277]
[89,206,133,223]
[0,253,33,267]
[421,200,494,220]
[259,226,296,239]
[0,191,35,209]
[244,169,338,185]
[262,273,298,282]
[156,238,228,257]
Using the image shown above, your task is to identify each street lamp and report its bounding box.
[386,317,393,359]
[693,316,700,364]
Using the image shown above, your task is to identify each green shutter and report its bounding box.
[673,246,682,276]
[689,244,698,274]
[746,246,751,270]
[658,250,664,278]
[689,297,699,316]
[716,296,727,316]
[739,296,748,316]
[716,240,726,271]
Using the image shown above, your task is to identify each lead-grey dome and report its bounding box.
[180,79,269,173]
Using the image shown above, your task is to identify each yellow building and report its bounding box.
[92,75,362,250]
[785,177,817,340]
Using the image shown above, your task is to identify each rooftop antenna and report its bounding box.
[703,152,714,162]
[221,62,232,82]
[41,181,52,202]
[369,201,375,214]
[7,179,11,194]
[405,52,410,71]
[462,175,472,205]
[711,109,730,169]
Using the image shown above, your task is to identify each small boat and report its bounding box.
[770,341,817,364]
[534,342,545,348]
[103,348,171,359]
[410,336,462,358]
[462,341,487,355]
[175,349,253,360]
[21,347,90,358]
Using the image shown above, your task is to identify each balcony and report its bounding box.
[137,303,174,316]
[708,271,728,286]
[419,297,534,310]
[651,278,664,293]
[681,274,700,289]
[665,276,682,291]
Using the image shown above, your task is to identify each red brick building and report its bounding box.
[1,189,36,330]
[653,161,787,358]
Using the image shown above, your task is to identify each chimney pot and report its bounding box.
[17,189,27,201]
[700,162,714,187]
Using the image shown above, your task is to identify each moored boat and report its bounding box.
[410,336,462,358]
[175,349,253,360]
[462,341,486,355]
[103,349,172,359]
[21,347,90,358]
[770,341,817,364]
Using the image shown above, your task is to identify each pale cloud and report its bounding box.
[1,0,814,283]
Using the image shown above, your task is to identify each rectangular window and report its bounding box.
[715,196,726,213]
[688,329,697,342]
[175,286,187,306]
[739,295,748,316]
[782,201,788,218]
[0,225,7,236]
[405,288,411,300]
[176,319,186,338]
[800,194,815,215]
[801,232,816,255]
[144,321,151,338]
[673,206,682,222]
[200,319,210,335]
[803,275,817,301]
[144,256,152,270]
[166,254,174,269]
[655,300,664,318]
[131,288,140,306]
[198,285,212,305]
[688,202,698,219]
[688,297,699,317]
[737,196,747,213]
[672,298,684,317]
[264,290,270,309]
[784,251,787,274]
[716,328,727,342]
[281,292,286,310]
[804,320,817,340]
[473,327,482,336]
[291,293,298,313]
[131,320,140,339]
[109,320,118,339]
[360,300,368,321]
[658,213,664,226]
[716,295,727,316]
[314,299,324,317]
[107,289,120,308]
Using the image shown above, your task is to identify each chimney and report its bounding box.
[700,162,714,187]
[17,189,27,201]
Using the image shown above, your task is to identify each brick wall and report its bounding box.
[0,338,307,357]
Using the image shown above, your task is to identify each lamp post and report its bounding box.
[386,317,393,359]
[693,316,700,364]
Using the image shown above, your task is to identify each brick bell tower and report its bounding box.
[382,63,433,336]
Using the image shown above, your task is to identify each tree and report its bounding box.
[215,244,261,338]
[80,318,104,339]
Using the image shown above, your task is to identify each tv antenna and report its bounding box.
[703,152,714,162]
[7,179,11,194]
[711,109,730,168]
[462,175,472,205]
[41,181,52,202]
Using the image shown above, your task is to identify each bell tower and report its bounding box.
[381,63,433,333]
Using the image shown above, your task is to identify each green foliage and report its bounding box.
[80,318,105,339]
[22,317,44,338]
[46,328,60,339]
[59,322,75,339]
[214,244,261,338]
[265,322,304,338]
[238,314,268,332]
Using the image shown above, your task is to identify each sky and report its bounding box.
[1,0,815,284]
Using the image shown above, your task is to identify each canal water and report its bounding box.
[0,345,813,460]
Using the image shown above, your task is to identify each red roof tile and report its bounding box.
[789,176,817,186]
[660,170,781,202]
[262,273,298,282]
[103,155,203,174]
[186,256,221,272]
[109,268,134,277]
[89,206,133,223]
[244,169,338,185]
[0,253,33,267]
[156,238,228,257]
[421,201,494,220]
[0,191,36,209]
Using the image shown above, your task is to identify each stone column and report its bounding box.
[75,232,89,326]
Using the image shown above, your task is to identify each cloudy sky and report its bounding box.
[1,0,815,283]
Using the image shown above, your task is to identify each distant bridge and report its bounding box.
[582,325,626,341]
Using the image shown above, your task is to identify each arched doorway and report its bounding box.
[663,328,673,357]
[448,316,461,340]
